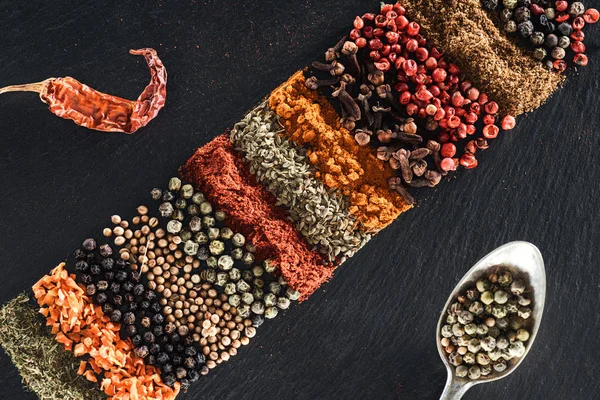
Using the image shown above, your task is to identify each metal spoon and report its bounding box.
[436,241,546,400]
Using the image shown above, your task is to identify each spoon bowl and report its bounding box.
[436,241,546,400]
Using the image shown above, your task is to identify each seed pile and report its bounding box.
[71,237,204,391]
[440,268,534,380]
[270,71,412,231]
[230,102,370,262]
[148,177,301,370]
[483,0,598,70]
[182,134,334,299]
[401,0,564,116]
[0,294,104,400]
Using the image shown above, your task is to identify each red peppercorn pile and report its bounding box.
[482,0,598,71]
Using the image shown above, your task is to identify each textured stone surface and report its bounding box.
[0,0,599,399]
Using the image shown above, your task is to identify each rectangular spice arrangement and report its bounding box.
[0,1,597,399]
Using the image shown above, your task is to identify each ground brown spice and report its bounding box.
[181,134,333,301]
[269,71,412,233]
[401,0,564,116]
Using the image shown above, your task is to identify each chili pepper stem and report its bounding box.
[0,79,51,95]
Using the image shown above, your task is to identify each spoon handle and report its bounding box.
[440,374,470,400]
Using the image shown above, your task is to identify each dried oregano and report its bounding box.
[231,102,370,263]
[0,294,104,400]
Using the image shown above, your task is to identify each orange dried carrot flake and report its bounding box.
[33,263,179,400]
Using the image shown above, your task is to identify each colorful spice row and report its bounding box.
[230,102,370,263]
[269,70,412,232]
[483,0,598,70]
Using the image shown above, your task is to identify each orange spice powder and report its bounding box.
[269,70,412,233]
[32,263,179,400]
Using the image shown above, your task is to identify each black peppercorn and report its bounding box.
[86,253,95,262]
[514,6,530,22]
[101,258,115,270]
[147,354,156,365]
[80,274,93,285]
[160,335,170,344]
[172,355,182,365]
[176,344,185,353]
[184,357,196,369]
[482,0,498,9]
[97,280,109,291]
[163,374,176,387]
[164,343,174,353]
[184,346,197,357]
[75,260,89,272]
[95,292,108,304]
[180,379,190,391]
[125,325,138,337]
[102,303,113,314]
[545,33,558,47]
[99,244,113,258]
[252,315,264,327]
[133,284,144,296]
[126,296,137,308]
[163,364,174,374]
[130,271,141,282]
[116,259,127,269]
[170,334,181,344]
[152,313,164,324]
[135,345,149,358]
[115,270,128,282]
[113,295,123,306]
[518,20,534,37]
[90,264,101,275]
[110,310,122,322]
[150,343,161,355]
[519,0,531,6]
[73,248,87,259]
[144,332,155,344]
[194,353,205,365]
[188,370,200,383]
[538,15,555,34]
[82,238,97,252]
[123,282,134,292]
[153,325,164,337]
[145,290,157,301]
[183,336,193,346]
[176,367,187,379]
[151,302,162,313]
[131,335,142,346]
[123,312,136,325]
[104,271,115,281]
[557,22,573,36]
[140,301,150,310]
[110,282,121,293]
[86,285,97,296]
[157,352,170,364]
[162,191,175,202]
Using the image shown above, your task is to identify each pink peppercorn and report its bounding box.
[556,1,568,12]
[441,157,457,171]
[501,115,516,130]
[441,143,456,158]
[406,21,420,36]
[354,16,364,29]
[556,12,570,23]
[584,8,599,23]
[483,114,495,125]
[355,37,367,48]
[571,30,585,41]
[484,101,499,115]
[483,124,499,139]
[574,53,588,66]
[572,17,585,30]
[459,153,478,169]
[466,87,480,101]
[571,41,586,53]
[432,68,447,82]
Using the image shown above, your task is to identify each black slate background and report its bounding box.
[1,1,599,399]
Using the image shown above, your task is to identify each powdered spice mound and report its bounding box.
[269,71,412,233]
[401,0,564,116]
[181,134,333,301]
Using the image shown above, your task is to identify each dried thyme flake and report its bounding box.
[0,293,104,400]
[231,102,371,263]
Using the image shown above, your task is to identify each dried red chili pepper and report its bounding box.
[0,48,166,134]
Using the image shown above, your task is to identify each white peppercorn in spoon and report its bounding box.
[436,241,546,400]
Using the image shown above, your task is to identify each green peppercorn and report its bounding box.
[494,290,509,304]
[167,220,182,234]
[175,198,187,209]
[448,352,463,366]
[224,282,236,295]
[455,365,468,378]
[264,293,277,308]
[241,252,255,265]
[517,295,531,306]
[487,326,501,338]
[203,216,216,228]
[505,20,518,32]
[481,336,496,352]
[277,297,290,310]
[232,233,246,247]
[268,282,282,296]
[253,287,264,300]
[209,240,225,255]
[236,280,251,293]
[237,304,251,318]
[231,248,243,260]
[468,301,484,315]
[241,270,253,281]
[159,202,174,217]
[241,293,254,305]
[192,192,205,204]
[228,294,241,307]
[516,329,530,342]
[463,352,476,365]
[199,202,213,215]
[476,324,489,336]
[195,231,208,244]
[251,301,265,315]
[151,188,163,200]
[264,259,277,274]
[207,227,220,240]
[468,365,481,380]
[229,268,241,281]
[530,31,545,46]
[493,359,507,372]
[447,314,458,325]
[467,338,481,353]
[496,336,509,350]
[168,177,182,191]
[216,272,228,286]
[476,353,490,366]
[264,306,278,319]
[545,8,555,20]
[216,255,233,271]
[286,288,300,301]
[518,307,532,319]
[500,8,513,21]
[253,278,264,288]
[180,229,192,242]
[488,348,503,362]
[187,204,199,216]
[180,184,194,199]
[206,256,218,268]
[184,241,199,256]
[514,6,530,22]
[508,341,525,358]
[220,227,234,240]
[215,210,226,221]
[464,323,477,336]
[452,324,465,337]
[503,0,517,9]
[476,279,490,293]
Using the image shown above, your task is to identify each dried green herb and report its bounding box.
[0,293,104,400]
